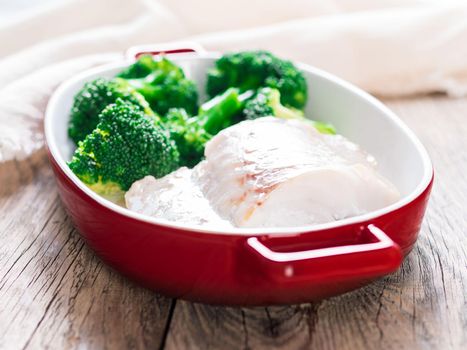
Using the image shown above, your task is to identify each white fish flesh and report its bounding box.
[125,117,400,228]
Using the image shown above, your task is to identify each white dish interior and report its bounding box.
[45,52,433,235]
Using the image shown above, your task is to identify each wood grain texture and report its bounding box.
[0,152,173,350]
[0,95,466,350]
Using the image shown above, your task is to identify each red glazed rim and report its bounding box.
[44,45,434,237]
[124,42,207,60]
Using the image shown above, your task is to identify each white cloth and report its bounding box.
[1,0,467,162]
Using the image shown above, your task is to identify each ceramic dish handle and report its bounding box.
[125,42,207,60]
[245,224,402,282]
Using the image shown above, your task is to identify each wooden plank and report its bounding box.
[163,95,467,350]
[0,152,173,350]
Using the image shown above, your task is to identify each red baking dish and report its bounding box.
[44,43,433,306]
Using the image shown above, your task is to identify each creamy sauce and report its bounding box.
[125,117,400,228]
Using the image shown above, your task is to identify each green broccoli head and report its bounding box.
[162,89,253,168]
[117,54,186,80]
[117,55,160,79]
[207,51,307,109]
[118,56,199,116]
[165,108,212,168]
[243,87,304,120]
[133,74,198,116]
[68,99,180,203]
[68,77,152,144]
[244,87,336,135]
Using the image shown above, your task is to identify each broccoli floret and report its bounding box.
[69,56,198,144]
[131,75,198,116]
[117,55,160,79]
[118,56,199,116]
[68,99,179,203]
[68,77,152,144]
[163,88,253,167]
[165,109,212,168]
[244,87,336,134]
[243,87,304,120]
[207,51,307,109]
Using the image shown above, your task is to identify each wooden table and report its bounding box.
[0,95,465,350]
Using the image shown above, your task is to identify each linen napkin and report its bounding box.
[1,0,467,163]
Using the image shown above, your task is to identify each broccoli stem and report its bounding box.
[200,88,253,135]
[307,120,336,135]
